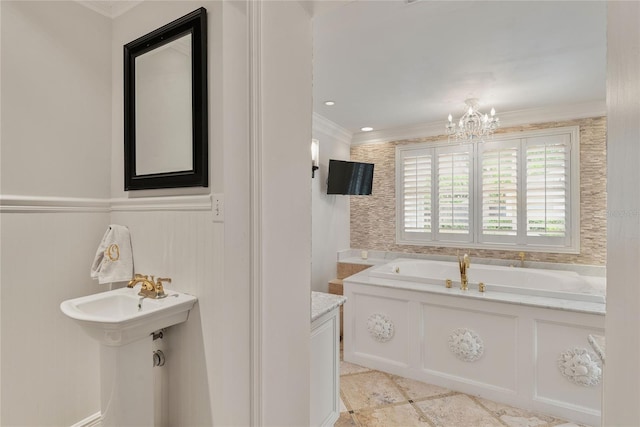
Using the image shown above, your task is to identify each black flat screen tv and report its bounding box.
[327,159,374,195]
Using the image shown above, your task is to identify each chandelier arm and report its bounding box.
[445,100,499,142]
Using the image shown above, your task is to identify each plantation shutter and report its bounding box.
[481,142,518,238]
[526,136,570,239]
[437,146,471,238]
[401,149,432,234]
[396,128,577,251]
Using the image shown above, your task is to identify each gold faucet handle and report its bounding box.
[155,277,172,292]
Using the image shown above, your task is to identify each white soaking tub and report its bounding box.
[368,258,605,303]
[343,258,606,426]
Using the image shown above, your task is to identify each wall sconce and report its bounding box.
[311,139,319,178]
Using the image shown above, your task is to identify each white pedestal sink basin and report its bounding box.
[61,287,197,426]
[61,286,197,346]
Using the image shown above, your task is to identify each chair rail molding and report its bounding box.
[0,195,110,213]
[0,194,212,213]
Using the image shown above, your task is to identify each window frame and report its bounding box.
[395,126,580,254]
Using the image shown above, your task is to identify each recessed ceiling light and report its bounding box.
[324,101,335,106]
[361,127,374,132]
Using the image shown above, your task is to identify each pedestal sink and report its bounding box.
[61,287,197,426]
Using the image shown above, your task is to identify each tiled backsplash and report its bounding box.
[350,117,607,266]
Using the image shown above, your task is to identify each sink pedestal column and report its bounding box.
[100,336,155,426]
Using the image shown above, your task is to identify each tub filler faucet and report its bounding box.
[127,274,170,299]
[458,253,470,291]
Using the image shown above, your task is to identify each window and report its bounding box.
[396,127,579,253]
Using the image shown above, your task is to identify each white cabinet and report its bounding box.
[310,307,341,427]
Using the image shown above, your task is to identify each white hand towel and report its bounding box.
[90,224,134,284]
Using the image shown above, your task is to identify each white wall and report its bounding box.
[603,2,640,425]
[111,2,254,425]
[1,1,112,197]
[0,1,111,425]
[260,2,312,424]
[311,114,351,292]
[111,1,313,425]
[1,1,313,425]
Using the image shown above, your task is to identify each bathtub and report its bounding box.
[343,258,605,426]
[368,258,605,303]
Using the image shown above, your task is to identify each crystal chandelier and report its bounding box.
[446,98,500,141]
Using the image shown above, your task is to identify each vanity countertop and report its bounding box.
[312,291,346,322]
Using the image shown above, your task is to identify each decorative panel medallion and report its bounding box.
[558,348,602,387]
[367,313,394,343]
[448,328,484,362]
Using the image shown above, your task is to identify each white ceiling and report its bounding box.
[312,0,607,136]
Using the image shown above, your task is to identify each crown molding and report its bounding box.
[70,412,102,427]
[312,113,353,146]
[75,1,142,19]
[350,100,606,146]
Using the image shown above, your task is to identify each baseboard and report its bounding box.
[70,412,101,427]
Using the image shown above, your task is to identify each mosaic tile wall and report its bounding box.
[350,117,607,265]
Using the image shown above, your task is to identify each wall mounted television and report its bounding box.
[327,159,374,195]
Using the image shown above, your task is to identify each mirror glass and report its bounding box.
[135,34,193,175]
[124,8,207,191]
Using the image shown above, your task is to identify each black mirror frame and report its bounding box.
[124,8,208,191]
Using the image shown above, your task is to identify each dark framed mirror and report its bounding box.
[124,8,207,190]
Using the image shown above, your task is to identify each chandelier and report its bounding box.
[446,98,500,141]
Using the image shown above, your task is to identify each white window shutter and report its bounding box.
[402,152,432,233]
[481,143,518,238]
[437,148,471,236]
[526,139,569,238]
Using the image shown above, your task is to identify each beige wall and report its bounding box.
[350,116,607,265]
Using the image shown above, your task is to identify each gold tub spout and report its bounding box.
[458,253,470,291]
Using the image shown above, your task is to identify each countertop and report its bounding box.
[312,291,346,322]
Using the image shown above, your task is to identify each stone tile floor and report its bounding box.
[337,359,591,427]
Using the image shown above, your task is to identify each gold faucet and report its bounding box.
[518,251,526,268]
[127,274,170,299]
[458,253,470,291]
